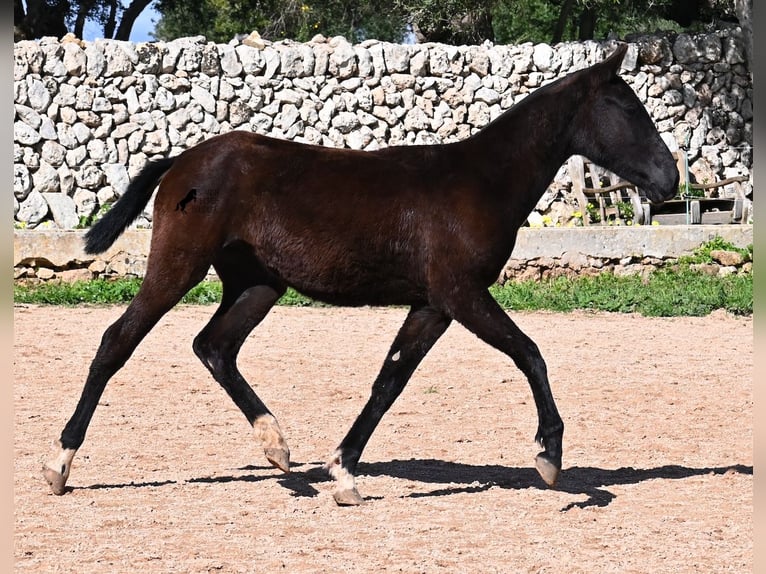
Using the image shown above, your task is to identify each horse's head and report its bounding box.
[571,44,679,204]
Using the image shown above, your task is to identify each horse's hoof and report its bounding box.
[42,464,69,495]
[535,452,561,487]
[333,487,364,506]
[265,447,291,473]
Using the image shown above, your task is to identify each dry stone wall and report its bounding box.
[14,28,752,229]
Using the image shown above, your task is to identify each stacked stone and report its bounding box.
[13,28,752,229]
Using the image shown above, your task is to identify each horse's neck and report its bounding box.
[468,82,581,222]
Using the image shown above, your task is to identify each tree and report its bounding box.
[395,0,496,44]
[153,0,409,43]
[14,0,155,41]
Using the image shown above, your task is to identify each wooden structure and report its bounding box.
[570,152,751,225]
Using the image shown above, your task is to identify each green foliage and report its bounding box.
[490,267,752,317]
[76,202,113,230]
[14,277,144,305]
[154,0,409,43]
[15,264,751,317]
[677,236,753,265]
[491,0,561,44]
[13,280,321,307]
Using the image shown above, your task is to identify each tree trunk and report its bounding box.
[553,0,576,44]
[17,0,70,39]
[73,0,97,40]
[104,0,118,38]
[578,6,596,40]
[114,0,155,41]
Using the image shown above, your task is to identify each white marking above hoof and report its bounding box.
[325,449,363,505]
[253,414,290,465]
[42,442,76,495]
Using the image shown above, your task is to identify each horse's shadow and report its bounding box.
[80,459,752,511]
[356,459,752,510]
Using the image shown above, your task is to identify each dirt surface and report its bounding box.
[14,304,752,573]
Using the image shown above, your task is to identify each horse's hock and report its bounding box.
[14,29,752,231]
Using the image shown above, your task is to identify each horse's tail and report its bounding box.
[84,157,176,254]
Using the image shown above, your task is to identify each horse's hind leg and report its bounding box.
[326,304,451,505]
[445,288,564,487]
[43,257,211,494]
[192,244,290,472]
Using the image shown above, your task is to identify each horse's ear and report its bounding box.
[598,43,628,78]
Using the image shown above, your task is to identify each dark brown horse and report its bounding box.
[43,44,678,505]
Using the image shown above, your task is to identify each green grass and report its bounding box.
[489,268,752,316]
[13,269,752,316]
[13,279,316,307]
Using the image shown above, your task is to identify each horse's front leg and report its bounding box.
[445,288,564,487]
[326,305,451,505]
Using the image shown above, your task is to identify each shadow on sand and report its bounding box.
[78,459,751,511]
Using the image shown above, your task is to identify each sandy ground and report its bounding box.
[14,304,752,573]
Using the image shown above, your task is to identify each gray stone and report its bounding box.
[236,44,264,75]
[673,34,699,64]
[87,138,109,163]
[219,44,243,77]
[17,190,49,225]
[352,46,372,78]
[384,43,409,73]
[23,148,39,170]
[62,42,87,75]
[177,42,204,72]
[723,34,746,65]
[41,140,66,166]
[191,84,216,113]
[103,41,135,76]
[71,122,92,144]
[65,145,87,166]
[135,42,162,74]
[43,192,80,228]
[403,106,430,131]
[275,103,301,130]
[467,101,490,127]
[276,89,304,106]
[85,43,106,76]
[16,104,42,129]
[103,163,130,195]
[329,37,357,79]
[41,42,66,77]
[14,49,28,81]
[533,43,555,71]
[74,165,104,189]
[200,44,221,75]
[26,78,51,111]
[14,121,41,145]
[58,163,75,195]
[332,111,360,134]
[699,34,721,62]
[262,47,281,79]
[74,189,98,217]
[14,164,32,200]
[474,87,500,105]
[144,130,170,154]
